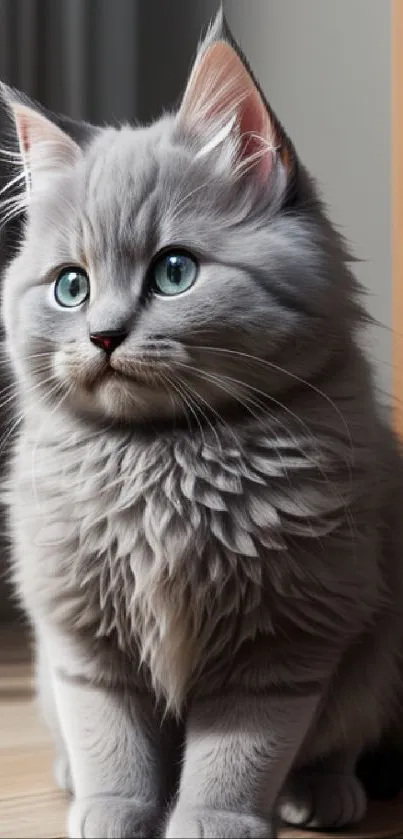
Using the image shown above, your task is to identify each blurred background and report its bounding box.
[0,0,391,616]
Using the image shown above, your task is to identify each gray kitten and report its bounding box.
[2,10,403,839]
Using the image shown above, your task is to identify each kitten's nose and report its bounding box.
[89,329,127,354]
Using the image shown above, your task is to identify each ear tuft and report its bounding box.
[200,5,226,49]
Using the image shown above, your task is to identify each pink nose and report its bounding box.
[89,330,127,354]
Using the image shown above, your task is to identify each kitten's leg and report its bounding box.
[278,751,367,829]
[165,692,323,839]
[36,635,73,793]
[45,636,168,839]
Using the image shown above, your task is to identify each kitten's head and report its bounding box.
[1,11,363,427]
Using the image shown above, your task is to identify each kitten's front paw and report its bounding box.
[165,807,275,838]
[68,796,158,838]
[279,770,367,829]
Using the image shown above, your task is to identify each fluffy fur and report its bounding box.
[2,10,403,838]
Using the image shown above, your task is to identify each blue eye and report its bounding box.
[151,251,198,297]
[54,268,90,308]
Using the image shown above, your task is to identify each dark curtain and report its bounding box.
[0,0,218,622]
[0,0,218,122]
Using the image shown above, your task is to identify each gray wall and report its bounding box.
[226,0,392,401]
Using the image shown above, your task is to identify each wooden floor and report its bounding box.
[1,627,403,839]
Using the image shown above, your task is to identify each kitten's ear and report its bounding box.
[4,93,81,196]
[178,12,293,183]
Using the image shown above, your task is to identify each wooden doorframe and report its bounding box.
[393,0,403,435]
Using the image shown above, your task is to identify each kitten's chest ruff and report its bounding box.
[18,425,348,710]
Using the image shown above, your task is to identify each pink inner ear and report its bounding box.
[12,103,80,175]
[18,119,30,155]
[13,108,39,158]
[236,85,275,180]
[180,40,277,181]
[13,105,47,158]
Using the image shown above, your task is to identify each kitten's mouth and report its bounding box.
[68,351,173,399]
[98,358,166,388]
[76,354,180,422]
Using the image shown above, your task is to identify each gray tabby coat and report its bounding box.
[2,11,403,839]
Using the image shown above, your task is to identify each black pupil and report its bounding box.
[69,275,81,297]
[167,257,183,285]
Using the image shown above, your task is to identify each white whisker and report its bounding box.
[190,344,354,462]
[174,375,225,452]
[0,413,23,456]
[164,371,206,447]
[176,360,353,534]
